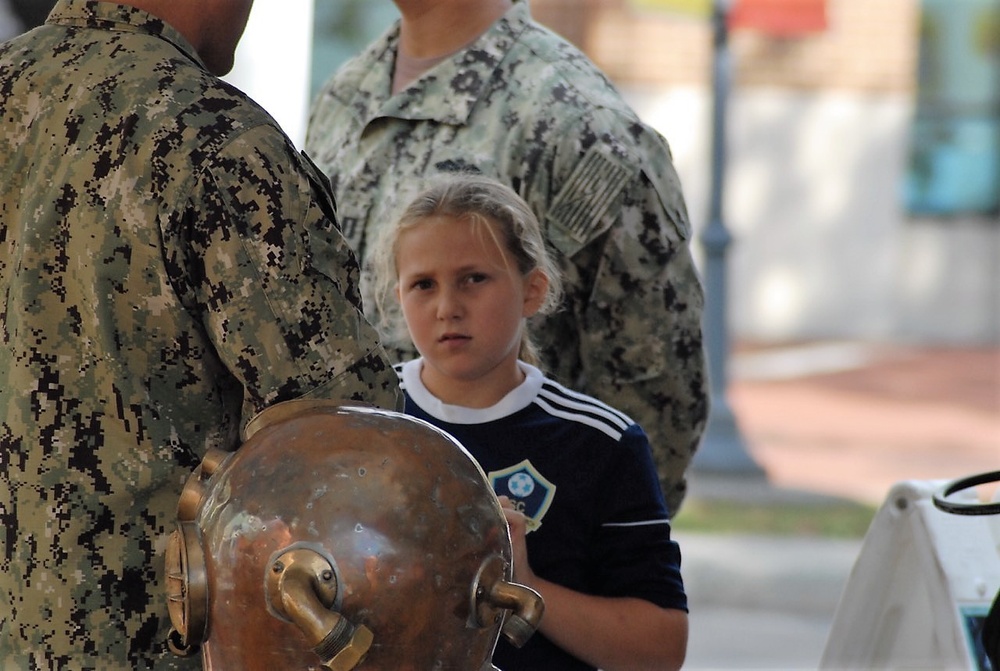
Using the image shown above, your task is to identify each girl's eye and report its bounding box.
[465,273,488,285]
[411,279,433,291]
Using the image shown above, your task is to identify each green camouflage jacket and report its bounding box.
[305,0,708,516]
[0,1,399,668]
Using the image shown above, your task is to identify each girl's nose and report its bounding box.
[435,287,463,321]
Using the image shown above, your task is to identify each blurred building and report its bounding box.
[529,0,999,346]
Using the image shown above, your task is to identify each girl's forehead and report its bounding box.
[413,212,488,230]
[396,214,513,268]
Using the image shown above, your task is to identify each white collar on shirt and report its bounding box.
[400,358,544,425]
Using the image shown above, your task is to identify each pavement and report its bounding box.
[675,341,999,670]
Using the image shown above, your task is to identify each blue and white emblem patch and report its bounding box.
[488,459,555,533]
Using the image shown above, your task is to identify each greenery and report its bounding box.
[671,498,878,539]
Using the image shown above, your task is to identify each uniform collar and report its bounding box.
[47,0,208,72]
[363,1,532,127]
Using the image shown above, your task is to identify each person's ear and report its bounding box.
[522,269,549,318]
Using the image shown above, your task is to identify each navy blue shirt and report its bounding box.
[398,360,687,670]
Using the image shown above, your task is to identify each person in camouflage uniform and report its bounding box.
[0,1,400,668]
[305,0,708,517]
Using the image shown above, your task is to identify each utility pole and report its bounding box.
[693,0,766,476]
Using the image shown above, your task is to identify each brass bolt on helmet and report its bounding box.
[166,400,543,670]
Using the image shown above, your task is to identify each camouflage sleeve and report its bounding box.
[169,123,401,423]
[543,108,709,515]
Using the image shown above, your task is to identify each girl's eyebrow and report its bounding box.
[402,262,489,276]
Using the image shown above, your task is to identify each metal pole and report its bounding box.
[693,0,765,475]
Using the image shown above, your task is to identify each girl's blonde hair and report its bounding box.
[372,173,563,367]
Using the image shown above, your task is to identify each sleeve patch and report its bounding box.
[545,146,635,255]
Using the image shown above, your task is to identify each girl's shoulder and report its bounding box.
[532,375,639,443]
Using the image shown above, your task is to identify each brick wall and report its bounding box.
[530,0,921,92]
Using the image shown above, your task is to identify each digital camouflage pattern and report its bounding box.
[0,1,400,668]
[305,0,708,516]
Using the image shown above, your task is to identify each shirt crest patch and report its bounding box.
[488,459,555,533]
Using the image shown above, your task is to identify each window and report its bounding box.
[905,0,1000,217]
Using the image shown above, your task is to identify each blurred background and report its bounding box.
[3,2,998,667]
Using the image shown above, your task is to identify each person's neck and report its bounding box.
[396,0,512,59]
[419,358,525,410]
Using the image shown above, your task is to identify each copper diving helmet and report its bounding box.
[165,400,543,670]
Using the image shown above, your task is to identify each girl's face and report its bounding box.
[395,214,547,406]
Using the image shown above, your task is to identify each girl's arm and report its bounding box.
[501,501,688,671]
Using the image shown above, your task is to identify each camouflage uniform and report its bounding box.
[305,0,708,515]
[0,1,400,668]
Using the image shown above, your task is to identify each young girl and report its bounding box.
[373,174,688,671]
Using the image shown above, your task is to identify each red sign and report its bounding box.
[728,0,828,35]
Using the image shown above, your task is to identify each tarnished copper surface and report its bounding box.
[176,448,231,522]
[165,521,206,657]
[169,400,541,670]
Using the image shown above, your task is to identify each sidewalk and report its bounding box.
[725,341,998,505]
[677,342,999,670]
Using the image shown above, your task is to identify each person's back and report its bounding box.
[306,0,708,516]
[0,1,399,667]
